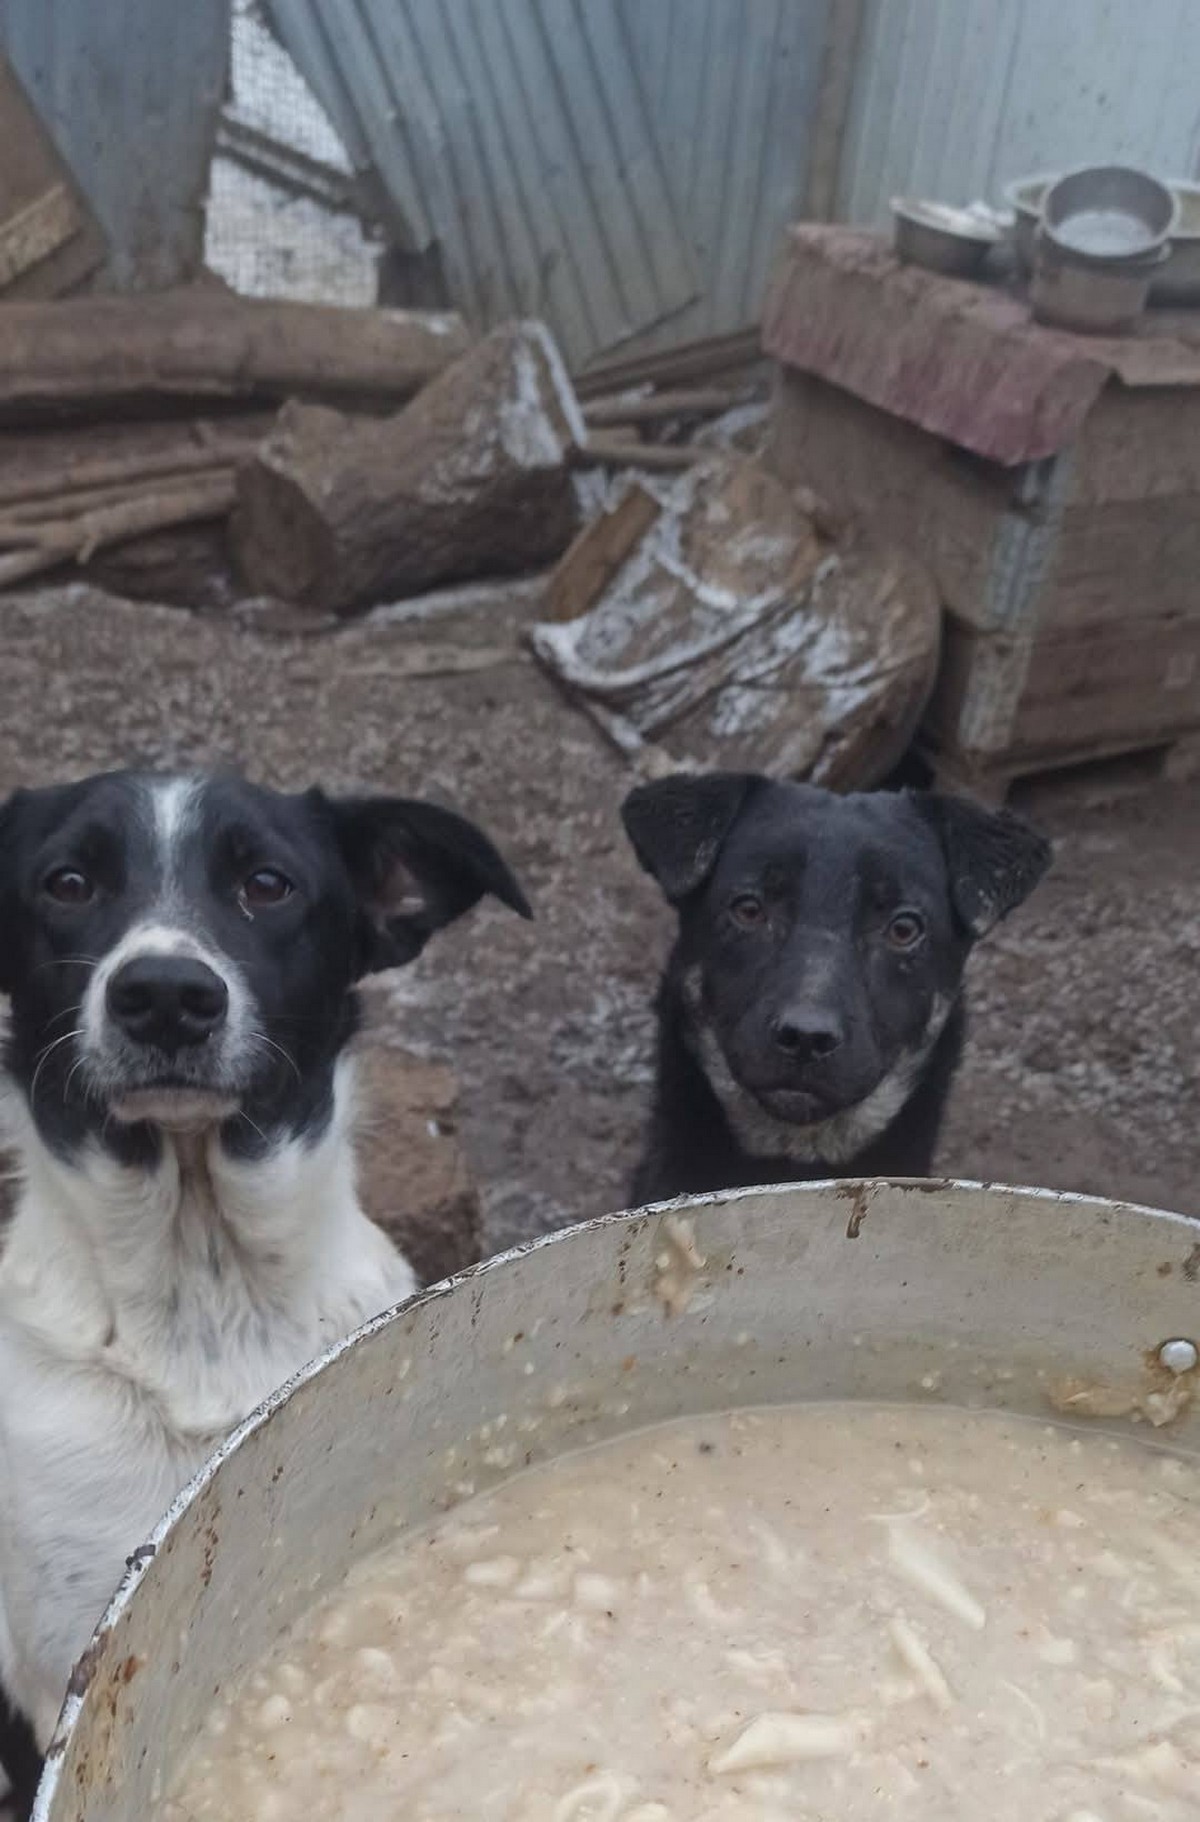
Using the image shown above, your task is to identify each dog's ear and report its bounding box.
[914,792,1051,937]
[621,772,762,904]
[326,794,532,973]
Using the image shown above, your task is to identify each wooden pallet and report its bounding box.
[920,728,1200,807]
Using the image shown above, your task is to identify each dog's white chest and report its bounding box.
[0,1104,416,1748]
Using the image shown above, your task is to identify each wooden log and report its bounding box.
[0,413,273,506]
[0,291,471,424]
[582,434,707,472]
[234,321,584,614]
[0,476,235,589]
[0,462,233,531]
[575,327,763,400]
[583,386,754,428]
[0,437,255,511]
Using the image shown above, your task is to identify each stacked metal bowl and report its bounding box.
[1024,164,1177,332]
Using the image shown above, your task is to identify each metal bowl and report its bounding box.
[891,197,1000,277]
[1003,173,1055,275]
[1031,228,1169,333]
[32,1178,1200,1821]
[1042,163,1178,261]
[1152,180,1200,305]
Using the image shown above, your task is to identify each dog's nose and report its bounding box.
[107,956,229,1051]
[771,1006,845,1062]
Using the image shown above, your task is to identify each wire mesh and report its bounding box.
[203,0,379,305]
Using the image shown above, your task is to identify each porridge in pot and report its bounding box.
[162,1403,1200,1821]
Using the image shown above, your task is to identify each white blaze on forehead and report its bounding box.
[149,776,202,888]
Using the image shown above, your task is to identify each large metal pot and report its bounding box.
[34,1179,1200,1821]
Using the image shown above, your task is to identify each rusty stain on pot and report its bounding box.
[842,1185,870,1239]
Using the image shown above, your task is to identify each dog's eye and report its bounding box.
[886,910,926,950]
[240,868,294,910]
[730,894,766,928]
[43,866,94,906]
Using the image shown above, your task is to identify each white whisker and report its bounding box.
[248,1031,302,1085]
[29,1029,84,1105]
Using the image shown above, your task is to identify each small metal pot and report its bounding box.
[1153,180,1200,305]
[891,198,999,278]
[1042,163,1178,261]
[1031,230,1169,333]
[33,1179,1200,1821]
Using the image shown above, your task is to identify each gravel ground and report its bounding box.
[0,581,1197,1248]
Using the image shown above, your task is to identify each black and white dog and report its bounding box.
[623,771,1050,1205]
[0,768,529,1808]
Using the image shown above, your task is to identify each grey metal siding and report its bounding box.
[267,0,702,368]
[267,0,831,366]
[837,0,1200,225]
[617,0,833,355]
[0,0,229,289]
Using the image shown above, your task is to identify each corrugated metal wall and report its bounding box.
[267,0,831,368]
[837,0,1200,225]
[612,0,832,357]
[0,0,229,289]
[267,0,701,369]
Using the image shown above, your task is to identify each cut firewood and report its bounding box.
[0,413,273,507]
[0,476,235,589]
[575,328,764,400]
[0,292,471,423]
[0,463,234,531]
[234,321,585,615]
[583,434,707,472]
[0,437,256,511]
[544,483,662,623]
[583,386,756,429]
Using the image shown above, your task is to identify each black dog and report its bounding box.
[623,772,1051,1204]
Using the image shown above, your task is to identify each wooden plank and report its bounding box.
[1044,496,1200,631]
[576,329,763,398]
[926,613,1200,766]
[583,387,754,428]
[922,732,1200,805]
[1010,617,1200,756]
[804,0,868,219]
[544,484,661,623]
[0,55,106,300]
[582,435,706,473]
[923,619,1032,758]
[1067,388,1200,504]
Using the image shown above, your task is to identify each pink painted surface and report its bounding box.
[762,227,1200,466]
